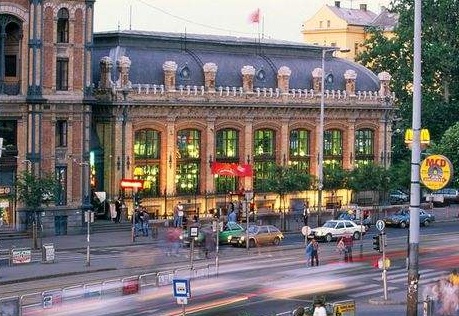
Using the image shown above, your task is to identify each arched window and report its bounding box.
[176,129,200,195]
[354,129,374,166]
[253,129,276,192]
[57,8,69,43]
[1,17,22,95]
[289,129,310,172]
[215,129,239,194]
[324,129,343,168]
[133,129,161,197]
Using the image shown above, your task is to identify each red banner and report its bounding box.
[211,162,253,177]
[120,179,144,189]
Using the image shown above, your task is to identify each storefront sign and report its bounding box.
[120,179,144,189]
[420,154,453,190]
[0,186,11,195]
[11,248,32,264]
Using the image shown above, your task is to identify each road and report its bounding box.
[2,220,458,315]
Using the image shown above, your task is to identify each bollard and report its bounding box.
[423,296,433,316]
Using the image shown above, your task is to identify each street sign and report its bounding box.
[376,220,385,231]
[173,278,190,298]
[301,226,310,236]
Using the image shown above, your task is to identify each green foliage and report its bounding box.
[322,165,348,192]
[15,171,60,210]
[358,0,459,166]
[347,163,392,193]
[429,122,459,186]
[264,165,312,197]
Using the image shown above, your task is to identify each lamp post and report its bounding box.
[317,47,349,227]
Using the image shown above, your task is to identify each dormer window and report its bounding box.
[179,66,191,80]
[57,8,69,43]
[256,69,266,82]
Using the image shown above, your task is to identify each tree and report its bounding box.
[16,170,59,211]
[264,164,312,229]
[429,122,459,186]
[358,0,459,166]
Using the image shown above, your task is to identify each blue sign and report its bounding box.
[173,279,190,298]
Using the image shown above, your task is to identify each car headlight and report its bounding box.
[240,236,245,241]
[315,231,324,236]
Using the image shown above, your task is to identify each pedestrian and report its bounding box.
[141,210,150,237]
[312,297,327,316]
[305,238,313,267]
[134,209,142,237]
[336,237,346,261]
[166,227,182,256]
[203,228,216,258]
[174,202,184,227]
[310,238,320,267]
[303,203,310,226]
[342,234,354,262]
[115,197,122,223]
[228,209,237,222]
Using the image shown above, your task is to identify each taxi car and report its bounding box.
[308,219,367,242]
[229,224,284,248]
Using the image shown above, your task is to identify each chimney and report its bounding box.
[335,1,340,8]
[360,4,367,11]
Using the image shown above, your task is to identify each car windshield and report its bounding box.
[248,226,259,234]
[323,221,338,228]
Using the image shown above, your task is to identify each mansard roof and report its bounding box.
[92,30,380,92]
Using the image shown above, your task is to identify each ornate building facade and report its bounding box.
[0,0,94,234]
[0,1,395,234]
[91,31,395,220]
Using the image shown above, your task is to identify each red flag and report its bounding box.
[248,8,260,24]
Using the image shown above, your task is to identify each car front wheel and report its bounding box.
[249,239,256,248]
[400,221,408,229]
[325,234,333,242]
[273,237,281,246]
[423,220,431,227]
[353,231,361,240]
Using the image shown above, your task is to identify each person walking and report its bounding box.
[342,234,354,262]
[336,237,346,261]
[305,238,313,267]
[303,203,310,226]
[115,197,122,223]
[174,202,184,227]
[310,238,320,267]
[141,210,150,237]
[228,209,237,222]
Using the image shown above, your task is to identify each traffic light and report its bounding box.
[373,234,381,252]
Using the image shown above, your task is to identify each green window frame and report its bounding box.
[176,129,201,195]
[134,129,160,159]
[354,129,374,166]
[289,129,310,172]
[253,129,276,192]
[324,129,343,167]
[215,129,239,194]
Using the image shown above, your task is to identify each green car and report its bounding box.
[181,221,245,246]
[219,222,245,244]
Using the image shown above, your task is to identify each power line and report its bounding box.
[135,0,256,36]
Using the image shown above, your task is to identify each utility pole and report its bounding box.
[407,0,422,314]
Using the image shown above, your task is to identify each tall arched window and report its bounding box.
[133,129,161,197]
[57,8,69,43]
[215,129,239,194]
[289,129,310,172]
[324,129,343,168]
[354,129,374,166]
[176,129,200,195]
[1,17,21,95]
[253,129,276,192]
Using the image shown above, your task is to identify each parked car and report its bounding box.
[389,189,409,204]
[382,208,435,228]
[425,188,459,206]
[308,219,367,242]
[229,224,284,248]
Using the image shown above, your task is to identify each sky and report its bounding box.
[94,0,391,43]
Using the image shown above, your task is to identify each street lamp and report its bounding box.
[317,47,350,227]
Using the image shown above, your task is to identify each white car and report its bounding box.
[308,220,367,242]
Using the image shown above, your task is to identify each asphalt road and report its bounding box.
[6,220,458,315]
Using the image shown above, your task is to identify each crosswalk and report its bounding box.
[345,266,448,298]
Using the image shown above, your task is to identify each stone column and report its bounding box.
[99,56,113,89]
[241,65,255,93]
[344,69,357,96]
[378,71,392,97]
[163,61,178,92]
[277,66,292,94]
[312,68,323,94]
[203,62,218,92]
[116,56,131,89]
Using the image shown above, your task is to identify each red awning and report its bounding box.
[211,162,253,177]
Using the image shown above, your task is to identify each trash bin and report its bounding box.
[42,243,55,263]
